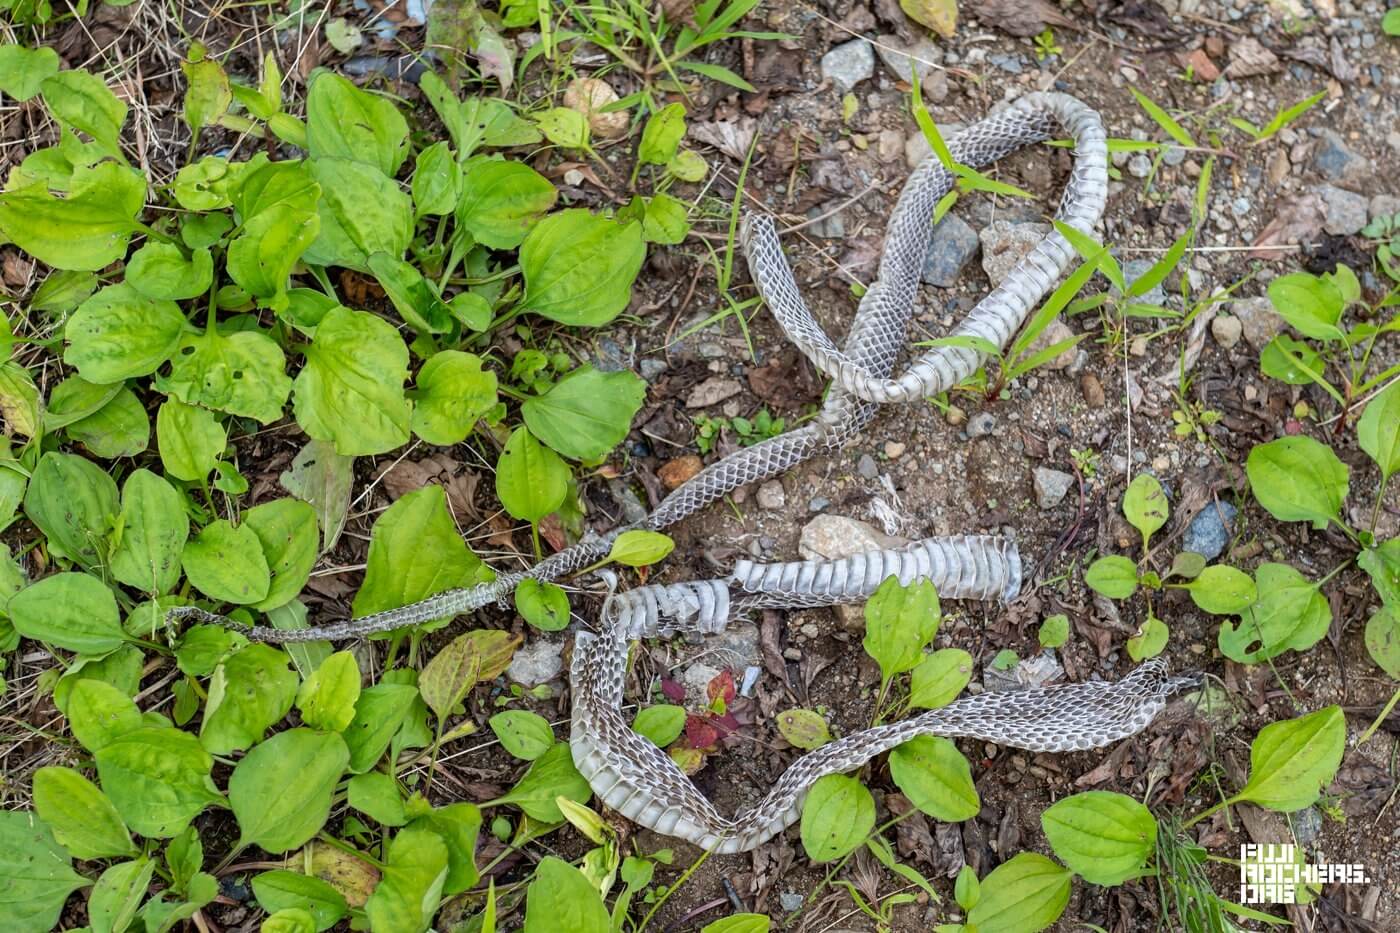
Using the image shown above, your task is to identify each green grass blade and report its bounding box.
[1127,229,1192,299]
[1129,86,1197,148]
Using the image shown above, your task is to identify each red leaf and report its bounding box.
[684,714,721,750]
[660,677,686,703]
[706,669,736,705]
[711,712,740,738]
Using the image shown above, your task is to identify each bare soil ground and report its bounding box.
[4,0,1399,930]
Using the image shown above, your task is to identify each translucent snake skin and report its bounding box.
[170,92,1201,854]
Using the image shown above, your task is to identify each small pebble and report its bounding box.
[820,39,875,94]
[1033,467,1075,509]
[1080,372,1106,407]
[967,411,997,438]
[884,441,906,459]
[757,480,786,510]
[1211,314,1243,349]
[658,456,703,489]
[1182,501,1237,561]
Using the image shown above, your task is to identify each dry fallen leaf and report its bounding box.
[965,0,1071,37]
[689,118,757,161]
[563,77,629,139]
[1250,193,1326,258]
[901,0,957,38]
[1224,36,1280,78]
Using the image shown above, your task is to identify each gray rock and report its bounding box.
[857,454,879,481]
[876,128,905,163]
[1126,153,1153,178]
[1232,296,1282,350]
[608,480,648,525]
[1182,501,1237,561]
[593,337,630,372]
[820,39,874,93]
[682,663,725,705]
[921,213,981,287]
[1311,129,1368,185]
[1122,258,1166,306]
[508,636,564,686]
[966,411,997,438]
[1162,145,1187,167]
[685,376,743,408]
[779,893,805,913]
[988,53,1024,74]
[1290,806,1323,847]
[1368,193,1400,222]
[1033,467,1074,509]
[1211,314,1243,349]
[808,496,831,512]
[799,515,909,629]
[756,480,786,510]
[639,358,668,381]
[799,514,908,562]
[805,201,846,239]
[980,221,1052,287]
[1026,319,1077,370]
[873,33,942,84]
[1317,184,1369,235]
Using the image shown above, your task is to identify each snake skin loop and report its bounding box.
[741,92,1108,405]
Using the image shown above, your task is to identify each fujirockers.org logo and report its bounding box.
[1239,843,1371,905]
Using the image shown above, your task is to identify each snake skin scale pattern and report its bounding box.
[170,92,1201,854]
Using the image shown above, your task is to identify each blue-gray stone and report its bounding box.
[1183,501,1237,561]
[989,53,1025,75]
[921,213,980,287]
[594,337,630,372]
[1311,129,1366,184]
[1121,258,1166,306]
[820,39,875,94]
[1289,806,1323,847]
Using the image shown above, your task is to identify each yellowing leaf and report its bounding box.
[901,0,958,39]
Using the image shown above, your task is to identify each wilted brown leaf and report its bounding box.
[1224,36,1280,78]
[965,0,1070,37]
[1250,193,1326,258]
[689,118,757,161]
